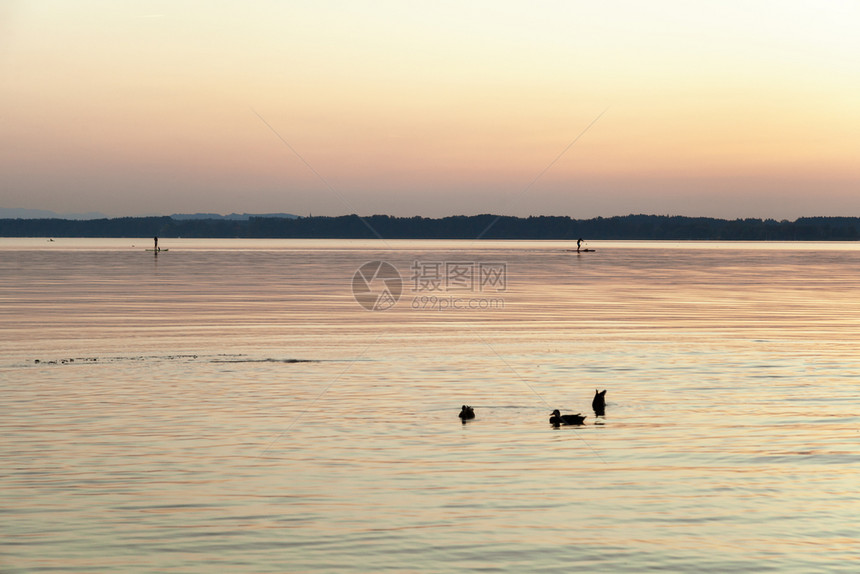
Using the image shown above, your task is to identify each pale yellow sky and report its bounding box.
[2,1,859,218]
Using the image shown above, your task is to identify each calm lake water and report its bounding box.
[2,238,859,572]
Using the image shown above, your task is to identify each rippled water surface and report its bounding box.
[2,238,859,572]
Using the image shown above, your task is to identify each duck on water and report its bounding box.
[549,410,586,426]
[592,389,607,416]
[459,405,475,421]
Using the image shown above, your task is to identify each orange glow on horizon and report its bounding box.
[2,1,860,218]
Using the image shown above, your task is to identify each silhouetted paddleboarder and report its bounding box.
[153,236,159,252]
[574,238,595,253]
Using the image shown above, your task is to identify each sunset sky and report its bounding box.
[2,1,859,218]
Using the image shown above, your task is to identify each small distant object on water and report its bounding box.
[549,409,586,426]
[592,389,607,416]
[146,236,168,252]
[575,238,595,253]
[564,238,595,253]
[459,405,475,421]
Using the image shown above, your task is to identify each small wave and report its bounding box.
[31,354,201,365]
[211,358,320,364]
[26,354,318,367]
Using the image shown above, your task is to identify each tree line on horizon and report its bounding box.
[2,214,860,240]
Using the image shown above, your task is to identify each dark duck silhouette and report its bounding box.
[592,389,607,416]
[549,409,586,426]
[459,405,475,421]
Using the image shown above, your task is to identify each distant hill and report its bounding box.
[0,208,107,220]
[0,209,299,221]
[170,212,299,220]
[2,213,860,240]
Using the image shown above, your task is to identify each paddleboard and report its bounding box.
[145,249,169,252]
[564,249,595,252]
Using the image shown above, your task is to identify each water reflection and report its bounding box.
[2,240,860,572]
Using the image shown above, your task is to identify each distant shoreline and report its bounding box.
[2,214,860,241]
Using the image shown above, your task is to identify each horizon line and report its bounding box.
[2,211,859,222]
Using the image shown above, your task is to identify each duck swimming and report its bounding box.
[459,405,475,421]
[592,389,607,416]
[549,409,586,426]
